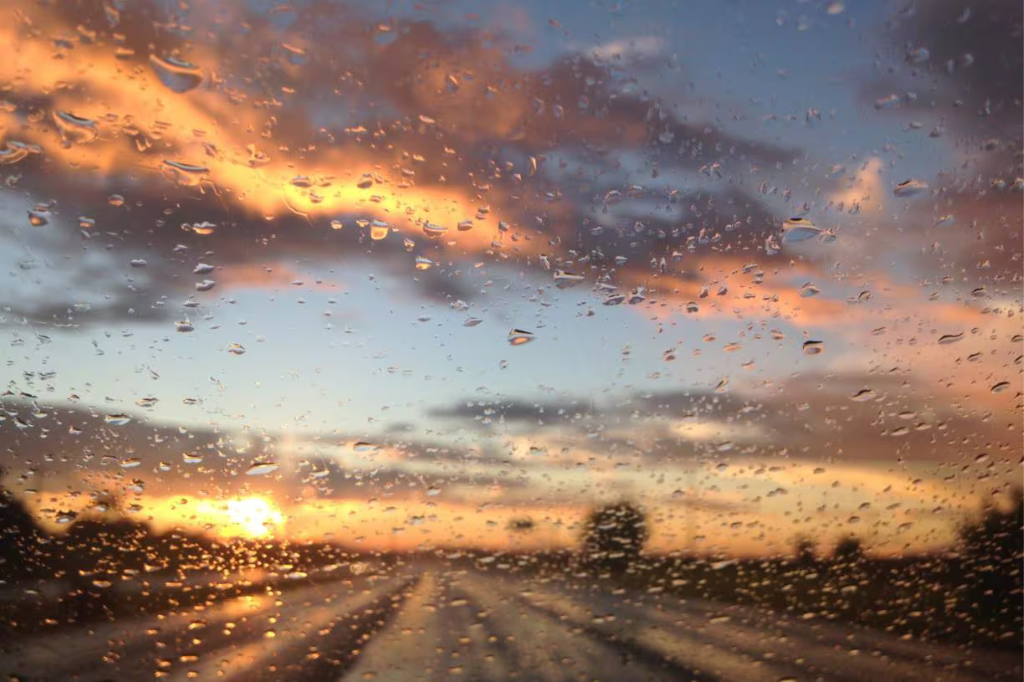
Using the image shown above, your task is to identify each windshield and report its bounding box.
[0,1,1021,680]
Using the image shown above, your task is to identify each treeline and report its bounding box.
[570,495,1023,650]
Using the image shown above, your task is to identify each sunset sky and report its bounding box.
[1,0,1020,557]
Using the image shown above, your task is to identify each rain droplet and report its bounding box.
[104,414,131,426]
[508,329,535,346]
[185,221,216,235]
[149,54,204,93]
[108,194,125,207]
[781,217,825,243]
[422,222,448,237]
[228,343,246,355]
[246,461,279,476]
[193,263,215,275]
[195,279,216,292]
[802,340,825,355]
[938,332,963,345]
[54,110,98,145]
[850,389,875,402]
[799,283,820,298]
[893,179,928,197]
[553,270,585,287]
[0,140,40,165]
[991,381,1011,394]
[370,220,390,240]
[27,209,49,227]
[130,258,148,268]
[414,256,434,270]
[162,159,209,187]
[176,321,195,332]
[353,441,378,453]
[463,318,483,327]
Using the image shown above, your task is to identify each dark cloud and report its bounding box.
[427,395,597,425]
[426,369,1021,466]
[2,0,802,328]
[853,0,1023,281]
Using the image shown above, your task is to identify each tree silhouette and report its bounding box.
[507,517,536,533]
[959,487,1024,561]
[832,535,864,564]
[580,502,648,576]
[958,487,1023,639]
[793,535,817,566]
[0,466,43,580]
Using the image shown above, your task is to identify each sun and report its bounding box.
[224,497,284,538]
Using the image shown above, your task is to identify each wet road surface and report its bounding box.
[1,567,1019,682]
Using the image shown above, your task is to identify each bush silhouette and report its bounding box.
[793,535,817,565]
[0,467,42,580]
[581,502,648,576]
[958,487,1023,640]
[832,535,864,564]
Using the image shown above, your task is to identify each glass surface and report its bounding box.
[0,0,1021,680]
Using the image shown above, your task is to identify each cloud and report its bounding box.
[586,36,667,63]
[0,0,809,332]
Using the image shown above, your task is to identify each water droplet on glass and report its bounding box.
[423,222,448,237]
[0,140,40,165]
[246,461,279,476]
[893,179,928,197]
[27,209,49,227]
[781,217,826,243]
[802,340,825,355]
[149,54,203,92]
[370,220,390,240]
[851,389,875,402]
[800,283,820,298]
[53,110,98,145]
[162,159,209,187]
[176,321,195,332]
[185,221,217,235]
[195,279,216,292]
[414,256,434,270]
[938,332,963,345]
[228,343,246,355]
[193,263,215,275]
[108,194,125,207]
[553,270,585,287]
[991,381,1011,394]
[508,329,535,346]
[104,414,131,426]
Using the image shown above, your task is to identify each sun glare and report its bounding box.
[224,497,284,539]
